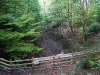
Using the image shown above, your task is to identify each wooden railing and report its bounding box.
[0,53,76,69]
[0,50,100,75]
[0,50,99,68]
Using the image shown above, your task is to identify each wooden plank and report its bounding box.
[0,58,10,63]
[10,59,32,63]
[0,61,10,67]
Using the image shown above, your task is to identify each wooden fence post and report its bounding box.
[32,57,34,65]
[52,56,55,75]
[10,61,12,67]
[71,52,74,65]
[10,61,12,75]
[31,57,34,75]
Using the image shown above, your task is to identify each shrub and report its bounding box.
[95,60,100,70]
[80,58,95,69]
[87,22,100,34]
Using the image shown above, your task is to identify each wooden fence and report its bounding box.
[0,51,100,75]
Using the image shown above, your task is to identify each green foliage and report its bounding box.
[87,22,100,34]
[82,22,100,36]
[86,1,99,23]
[6,14,35,27]
[6,42,42,52]
[80,52,100,70]
[96,8,100,22]
[81,58,100,70]
[80,59,93,69]
[71,61,92,75]
[0,0,42,60]
[95,60,100,70]
[0,30,24,41]
[0,23,42,60]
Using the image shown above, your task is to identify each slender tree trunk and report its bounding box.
[80,0,87,42]
[67,0,74,37]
